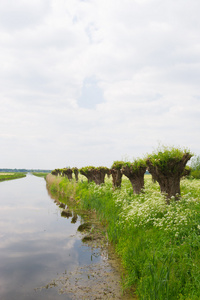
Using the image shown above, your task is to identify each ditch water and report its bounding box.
[0,174,133,300]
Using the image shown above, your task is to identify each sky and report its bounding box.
[0,0,200,169]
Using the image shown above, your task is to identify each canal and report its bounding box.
[0,174,132,299]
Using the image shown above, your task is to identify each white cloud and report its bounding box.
[0,0,199,168]
[0,0,50,31]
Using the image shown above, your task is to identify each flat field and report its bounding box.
[0,173,14,175]
[0,172,26,181]
[32,172,49,178]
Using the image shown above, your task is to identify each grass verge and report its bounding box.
[32,172,50,179]
[46,174,200,299]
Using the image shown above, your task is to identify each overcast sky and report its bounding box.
[0,0,200,169]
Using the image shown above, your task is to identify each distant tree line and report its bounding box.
[0,168,52,173]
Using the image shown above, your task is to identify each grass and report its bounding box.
[32,172,50,178]
[46,174,200,299]
[0,172,26,182]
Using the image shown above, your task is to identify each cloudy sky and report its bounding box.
[1,0,200,169]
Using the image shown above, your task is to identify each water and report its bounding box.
[0,174,104,300]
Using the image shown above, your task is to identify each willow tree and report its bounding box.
[79,166,109,185]
[51,170,57,176]
[121,159,147,194]
[51,169,61,176]
[62,168,73,181]
[93,167,110,185]
[182,166,191,178]
[79,166,96,183]
[110,161,124,189]
[146,146,193,203]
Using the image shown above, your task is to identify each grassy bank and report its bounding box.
[0,172,26,182]
[32,172,49,178]
[46,174,200,299]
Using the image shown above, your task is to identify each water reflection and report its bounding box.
[61,209,73,218]
[0,175,102,300]
[71,213,78,224]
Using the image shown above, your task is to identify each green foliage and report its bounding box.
[122,158,147,171]
[111,161,124,170]
[50,183,58,194]
[79,166,95,175]
[147,145,192,171]
[96,166,110,172]
[184,165,191,173]
[191,170,200,179]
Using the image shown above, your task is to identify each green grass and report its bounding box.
[0,172,26,182]
[46,174,200,299]
[32,172,49,178]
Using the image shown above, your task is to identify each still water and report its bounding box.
[0,174,110,300]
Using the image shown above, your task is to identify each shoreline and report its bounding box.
[45,173,136,299]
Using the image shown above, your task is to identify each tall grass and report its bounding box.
[46,174,200,299]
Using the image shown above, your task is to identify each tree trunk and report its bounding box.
[80,170,94,183]
[73,168,79,182]
[152,173,157,183]
[121,166,146,194]
[63,168,73,181]
[111,169,122,189]
[146,153,192,203]
[93,170,104,185]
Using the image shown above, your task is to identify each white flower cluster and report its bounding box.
[116,178,200,238]
[89,177,200,238]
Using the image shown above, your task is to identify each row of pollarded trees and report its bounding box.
[51,147,193,203]
[79,166,110,185]
[110,147,192,203]
[51,167,79,181]
[111,159,147,194]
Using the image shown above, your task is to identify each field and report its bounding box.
[32,172,49,178]
[0,172,26,182]
[46,174,200,299]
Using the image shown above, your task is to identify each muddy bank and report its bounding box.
[37,257,130,299]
